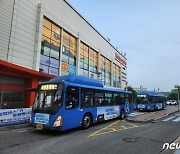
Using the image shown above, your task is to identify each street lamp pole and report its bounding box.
[178,91,179,110]
[174,88,179,110]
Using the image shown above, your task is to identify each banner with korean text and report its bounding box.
[0,108,32,126]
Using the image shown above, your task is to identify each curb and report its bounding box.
[0,123,30,132]
[127,109,179,123]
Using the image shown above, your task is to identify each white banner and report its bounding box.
[0,108,32,126]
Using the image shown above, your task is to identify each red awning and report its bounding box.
[0,60,56,80]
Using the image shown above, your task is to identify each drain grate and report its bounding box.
[122,138,137,142]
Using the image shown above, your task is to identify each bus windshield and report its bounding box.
[32,84,63,114]
[136,95,149,104]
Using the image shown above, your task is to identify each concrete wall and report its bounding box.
[0,0,14,61]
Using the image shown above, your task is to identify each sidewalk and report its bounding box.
[127,106,180,123]
[0,123,30,132]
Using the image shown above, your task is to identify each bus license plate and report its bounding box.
[140,108,143,111]
[36,124,43,130]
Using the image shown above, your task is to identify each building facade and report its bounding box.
[0,0,127,109]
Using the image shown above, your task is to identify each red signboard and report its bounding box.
[115,52,126,67]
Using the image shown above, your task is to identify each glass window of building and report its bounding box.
[80,42,89,77]
[40,17,61,76]
[105,59,111,86]
[100,55,111,86]
[100,55,105,85]
[116,65,121,88]
[89,48,98,79]
[113,63,116,87]
[61,31,77,76]
[112,63,121,88]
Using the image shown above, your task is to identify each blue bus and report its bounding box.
[136,91,166,111]
[31,75,133,131]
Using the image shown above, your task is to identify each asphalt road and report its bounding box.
[0,111,179,154]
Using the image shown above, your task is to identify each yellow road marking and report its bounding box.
[128,123,139,128]
[88,120,120,137]
[121,126,128,129]
[89,127,136,137]
[88,121,148,137]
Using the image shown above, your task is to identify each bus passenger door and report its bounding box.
[62,86,81,130]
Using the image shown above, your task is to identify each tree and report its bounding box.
[167,85,180,101]
[127,86,137,100]
[167,92,177,100]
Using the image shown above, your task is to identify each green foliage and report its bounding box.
[167,85,180,100]
[167,92,177,100]
[127,86,137,99]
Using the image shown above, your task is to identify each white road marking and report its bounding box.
[18,130,27,133]
[172,117,180,122]
[129,112,144,117]
[163,116,176,121]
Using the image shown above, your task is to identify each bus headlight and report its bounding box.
[53,116,62,127]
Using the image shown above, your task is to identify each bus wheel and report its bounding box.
[82,114,91,129]
[120,109,125,119]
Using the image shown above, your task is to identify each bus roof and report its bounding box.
[44,75,103,87]
[65,81,131,94]
[42,75,131,94]
[137,90,164,97]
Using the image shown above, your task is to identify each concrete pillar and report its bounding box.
[88,47,90,77]
[76,33,80,75]
[33,3,44,71]
[25,78,38,107]
[111,60,113,87]
[59,29,64,76]
[97,52,101,80]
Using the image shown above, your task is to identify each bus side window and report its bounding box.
[94,91,105,106]
[81,89,94,108]
[113,93,119,105]
[65,86,79,110]
[119,93,125,104]
[105,92,113,106]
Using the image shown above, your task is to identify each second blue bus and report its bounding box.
[136,91,166,111]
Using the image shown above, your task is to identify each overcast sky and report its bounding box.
[68,0,180,92]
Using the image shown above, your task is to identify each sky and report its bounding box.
[68,0,180,92]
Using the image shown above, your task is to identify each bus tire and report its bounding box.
[81,113,92,129]
[120,109,125,119]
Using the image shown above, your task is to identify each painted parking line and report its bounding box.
[88,120,147,137]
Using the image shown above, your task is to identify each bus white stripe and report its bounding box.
[163,116,176,121]
[172,117,180,122]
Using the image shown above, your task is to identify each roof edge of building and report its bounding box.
[64,0,127,60]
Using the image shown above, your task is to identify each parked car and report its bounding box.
[166,100,177,105]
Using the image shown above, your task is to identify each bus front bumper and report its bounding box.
[30,123,62,131]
